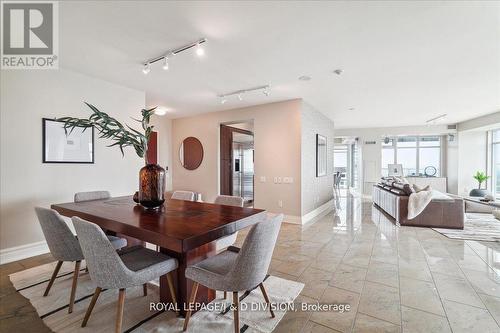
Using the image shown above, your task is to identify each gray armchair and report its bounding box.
[35,207,127,313]
[72,217,179,333]
[183,214,283,332]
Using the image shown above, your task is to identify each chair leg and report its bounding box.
[259,283,275,318]
[81,287,102,327]
[43,261,63,296]
[68,260,81,313]
[183,282,199,331]
[166,272,178,313]
[223,291,227,299]
[232,291,240,333]
[143,283,148,296]
[116,289,126,333]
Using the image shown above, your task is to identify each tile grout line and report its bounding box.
[348,210,379,332]
[447,242,500,329]
[418,233,457,332]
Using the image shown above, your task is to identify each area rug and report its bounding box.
[432,213,500,242]
[9,261,304,333]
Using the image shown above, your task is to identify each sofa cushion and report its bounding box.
[392,182,413,195]
[390,188,406,196]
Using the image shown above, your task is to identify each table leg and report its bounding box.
[160,242,217,317]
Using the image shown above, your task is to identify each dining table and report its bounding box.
[51,195,266,316]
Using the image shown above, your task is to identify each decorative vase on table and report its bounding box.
[469,189,488,197]
[469,171,490,198]
[57,103,165,209]
[139,159,165,209]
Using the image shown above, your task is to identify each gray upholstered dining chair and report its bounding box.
[74,191,127,249]
[183,214,283,333]
[72,217,179,333]
[74,190,111,202]
[171,190,195,201]
[35,207,129,313]
[214,195,244,252]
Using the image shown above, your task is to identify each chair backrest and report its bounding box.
[214,195,244,207]
[226,214,283,290]
[72,216,131,289]
[74,191,111,202]
[35,207,83,262]
[171,190,195,201]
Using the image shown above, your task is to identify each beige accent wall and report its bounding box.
[0,69,169,251]
[172,100,302,217]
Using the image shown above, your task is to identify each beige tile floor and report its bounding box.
[235,194,500,333]
[2,194,500,332]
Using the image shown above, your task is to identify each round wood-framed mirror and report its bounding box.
[179,137,204,170]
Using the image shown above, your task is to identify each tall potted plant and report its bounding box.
[58,103,165,209]
[469,171,490,197]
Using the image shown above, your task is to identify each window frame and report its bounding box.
[490,129,500,199]
[381,135,442,177]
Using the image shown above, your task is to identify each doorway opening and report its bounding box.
[220,122,254,207]
[334,137,360,196]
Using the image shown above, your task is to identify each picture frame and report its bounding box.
[316,134,327,177]
[42,118,94,163]
[388,163,403,177]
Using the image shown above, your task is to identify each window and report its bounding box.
[381,136,441,177]
[492,130,500,199]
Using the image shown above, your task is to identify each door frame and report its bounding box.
[219,124,254,196]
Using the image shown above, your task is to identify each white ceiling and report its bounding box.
[60,1,500,128]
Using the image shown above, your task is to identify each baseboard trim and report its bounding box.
[0,241,49,265]
[302,199,335,225]
[283,215,303,224]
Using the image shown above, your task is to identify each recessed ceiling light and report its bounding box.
[333,69,343,75]
[349,107,355,111]
[298,75,311,81]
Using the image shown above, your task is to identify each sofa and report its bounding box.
[372,180,464,229]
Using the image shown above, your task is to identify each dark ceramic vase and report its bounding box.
[469,188,488,197]
[139,163,165,209]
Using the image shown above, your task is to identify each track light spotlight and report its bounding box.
[263,87,270,96]
[141,38,206,73]
[196,43,205,57]
[237,94,243,101]
[221,97,227,104]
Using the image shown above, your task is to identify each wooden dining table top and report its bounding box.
[51,196,266,253]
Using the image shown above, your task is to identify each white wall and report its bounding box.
[149,116,173,190]
[457,130,487,195]
[0,69,168,253]
[301,102,335,215]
